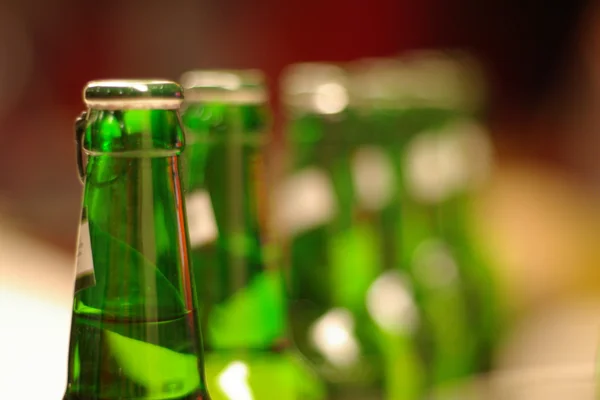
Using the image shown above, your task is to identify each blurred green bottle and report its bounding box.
[64,80,210,400]
[354,52,503,391]
[180,69,325,400]
[277,63,424,400]
[406,50,502,377]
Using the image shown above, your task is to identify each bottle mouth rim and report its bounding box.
[84,80,184,109]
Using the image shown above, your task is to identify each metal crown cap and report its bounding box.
[84,80,184,110]
[180,69,267,104]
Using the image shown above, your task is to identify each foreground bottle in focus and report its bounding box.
[64,80,210,400]
[180,69,324,400]
[277,63,424,400]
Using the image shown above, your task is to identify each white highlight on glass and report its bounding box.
[352,146,395,211]
[404,120,492,204]
[186,190,218,247]
[90,80,150,92]
[412,239,459,289]
[366,271,419,334]
[217,361,254,400]
[75,220,94,281]
[313,82,348,115]
[310,308,360,367]
[272,168,337,236]
[132,83,149,92]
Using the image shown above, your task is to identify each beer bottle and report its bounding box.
[399,50,502,378]
[180,69,324,400]
[278,63,423,400]
[64,80,210,400]
[360,52,501,391]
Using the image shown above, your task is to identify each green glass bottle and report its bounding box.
[278,63,424,400]
[180,69,324,400]
[64,80,210,400]
[402,50,502,377]
[352,53,502,391]
[350,57,475,389]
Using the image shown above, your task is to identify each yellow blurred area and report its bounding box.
[471,158,600,377]
[475,160,600,314]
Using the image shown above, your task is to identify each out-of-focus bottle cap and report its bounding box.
[401,50,486,112]
[180,69,267,104]
[347,57,406,110]
[349,51,486,112]
[281,63,349,115]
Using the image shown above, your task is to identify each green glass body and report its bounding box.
[64,108,210,400]
[282,110,424,400]
[181,101,324,400]
[380,105,503,387]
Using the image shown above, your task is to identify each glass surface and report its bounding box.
[280,58,503,398]
[350,54,503,387]
[395,105,502,384]
[280,107,424,400]
[182,87,324,400]
[64,107,209,400]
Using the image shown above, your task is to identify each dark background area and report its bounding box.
[0,0,592,252]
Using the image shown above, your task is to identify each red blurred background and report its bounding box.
[0,0,590,248]
[1,0,599,311]
[4,2,600,396]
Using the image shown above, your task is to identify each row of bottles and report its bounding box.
[63,50,504,400]
[179,69,324,399]
[277,52,502,399]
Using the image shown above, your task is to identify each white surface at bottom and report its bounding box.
[0,217,74,400]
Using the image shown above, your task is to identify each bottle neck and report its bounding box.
[184,103,269,256]
[78,152,194,318]
[76,108,192,320]
[184,102,285,351]
[84,109,184,155]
